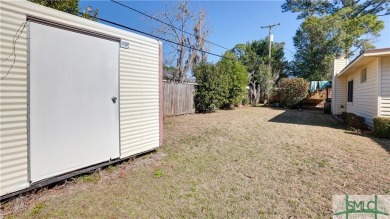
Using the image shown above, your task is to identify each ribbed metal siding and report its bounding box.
[119,38,160,157]
[0,0,161,196]
[0,2,29,196]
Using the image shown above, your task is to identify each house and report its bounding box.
[1,0,163,199]
[332,48,390,128]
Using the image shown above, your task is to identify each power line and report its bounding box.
[86,13,231,59]
[284,47,295,54]
[110,0,231,51]
[283,47,295,58]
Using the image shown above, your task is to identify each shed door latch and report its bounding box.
[111,97,117,103]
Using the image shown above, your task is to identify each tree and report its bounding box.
[192,53,248,112]
[290,16,340,80]
[334,8,384,56]
[282,0,390,19]
[282,0,334,19]
[231,39,288,105]
[193,63,227,113]
[163,65,178,81]
[155,0,210,83]
[285,0,386,80]
[29,0,99,21]
[216,52,248,108]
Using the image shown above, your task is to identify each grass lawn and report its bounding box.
[1,106,389,218]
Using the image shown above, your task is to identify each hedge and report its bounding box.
[373,117,390,139]
[278,78,309,108]
[193,53,248,113]
[341,112,366,130]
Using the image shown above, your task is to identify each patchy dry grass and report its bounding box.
[1,107,389,218]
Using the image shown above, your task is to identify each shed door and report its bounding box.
[29,22,120,182]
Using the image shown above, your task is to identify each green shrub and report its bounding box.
[373,117,390,139]
[242,96,249,105]
[278,78,309,108]
[341,112,347,121]
[341,112,366,130]
[216,52,248,107]
[193,53,248,113]
[193,63,227,113]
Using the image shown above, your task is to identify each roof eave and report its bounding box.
[337,54,364,77]
[337,48,390,77]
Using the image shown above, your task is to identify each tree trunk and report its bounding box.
[250,82,260,106]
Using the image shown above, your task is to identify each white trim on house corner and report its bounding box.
[377,57,382,117]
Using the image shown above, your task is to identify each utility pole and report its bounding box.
[261,23,280,104]
[261,23,280,69]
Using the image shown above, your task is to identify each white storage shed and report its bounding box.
[0,0,163,198]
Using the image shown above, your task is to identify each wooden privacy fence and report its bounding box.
[163,81,196,116]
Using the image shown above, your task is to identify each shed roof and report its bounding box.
[337,48,390,77]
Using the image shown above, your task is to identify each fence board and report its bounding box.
[163,82,196,116]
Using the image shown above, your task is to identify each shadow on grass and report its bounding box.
[268,107,344,129]
[372,137,390,154]
[254,104,287,111]
[267,107,390,154]
[344,131,390,154]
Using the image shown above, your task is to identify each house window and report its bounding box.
[360,68,367,83]
[348,80,353,102]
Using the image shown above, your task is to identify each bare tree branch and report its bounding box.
[153,0,210,83]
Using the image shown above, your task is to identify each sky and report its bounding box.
[79,0,390,64]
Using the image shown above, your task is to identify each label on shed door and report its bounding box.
[29,22,120,182]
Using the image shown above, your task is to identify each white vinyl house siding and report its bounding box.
[381,57,390,116]
[346,60,378,128]
[0,0,161,197]
[332,59,348,114]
